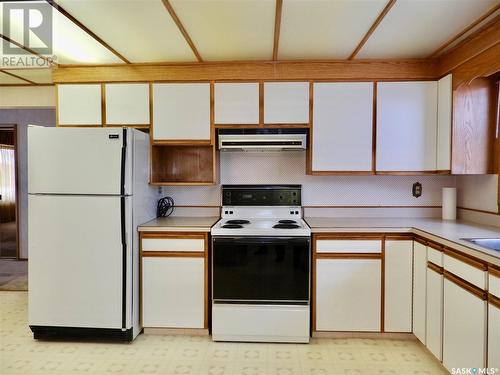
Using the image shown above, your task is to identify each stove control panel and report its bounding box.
[222,185,301,206]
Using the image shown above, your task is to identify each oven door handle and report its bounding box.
[213,237,310,245]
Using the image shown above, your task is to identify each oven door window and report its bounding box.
[212,237,310,303]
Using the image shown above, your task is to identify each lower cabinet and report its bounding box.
[413,239,427,344]
[488,271,500,369]
[442,276,487,372]
[384,239,413,332]
[316,258,381,331]
[426,263,443,360]
[141,232,208,329]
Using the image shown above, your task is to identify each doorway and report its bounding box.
[0,125,18,259]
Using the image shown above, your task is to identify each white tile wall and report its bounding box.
[164,152,457,217]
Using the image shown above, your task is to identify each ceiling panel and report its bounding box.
[4,69,53,84]
[170,0,276,61]
[357,0,500,59]
[279,0,387,60]
[0,71,29,84]
[57,0,196,63]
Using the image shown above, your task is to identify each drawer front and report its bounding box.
[316,240,381,254]
[489,273,500,299]
[427,246,443,267]
[142,238,205,252]
[444,254,486,289]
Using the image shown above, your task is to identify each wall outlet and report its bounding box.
[412,182,422,198]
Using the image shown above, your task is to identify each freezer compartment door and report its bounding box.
[28,195,132,329]
[28,127,132,195]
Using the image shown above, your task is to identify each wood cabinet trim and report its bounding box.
[444,248,488,271]
[427,261,444,275]
[141,232,208,240]
[489,265,500,278]
[427,241,444,251]
[142,251,205,258]
[444,270,487,300]
[488,292,500,309]
[385,234,414,241]
[414,237,428,246]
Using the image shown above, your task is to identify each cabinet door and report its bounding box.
[57,84,102,126]
[316,258,381,331]
[264,82,309,124]
[377,81,438,171]
[214,83,259,124]
[437,74,452,171]
[312,82,373,172]
[105,83,150,125]
[384,240,413,332]
[152,83,210,141]
[413,241,427,344]
[489,303,500,370]
[426,267,443,360]
[443,278,487,372]
[142,257,204,328]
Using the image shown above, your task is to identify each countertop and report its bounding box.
[305,217,500,265]
[138,216,219,232]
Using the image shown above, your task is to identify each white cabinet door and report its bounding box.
[105,83,150,125]
[215,83,259,124]
[377,81,438,171]
[426,267,443,360]
[443,278,487,372]
[384,240,413,332]
[312,82,373,171]
[264,82,309,124]
[489,303,500,370]
[316,258,381,331]
[152,83,210,141]
[57,84,102,125]
[437,74,452,170]
[142,257,204,328]
[413,241,427,344]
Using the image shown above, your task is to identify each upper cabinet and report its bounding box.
[105,83,150,126]
[376,81,438,172]
[264,82,309,124]
[214,83,259,124]
[311,82,373,173]
[57,84,102,126]
[152,83,210,142]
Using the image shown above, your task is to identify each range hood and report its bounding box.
[218,128,307,151]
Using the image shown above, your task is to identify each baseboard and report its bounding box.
[313,331,416,340]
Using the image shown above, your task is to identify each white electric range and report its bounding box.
[211,185,311,343]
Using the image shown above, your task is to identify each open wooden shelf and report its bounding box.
[150,144,217,185]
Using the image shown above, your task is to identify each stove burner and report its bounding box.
[222,224,244,229]
[273,224,301,229]
[278,220,297,224]
[226,220,250,225]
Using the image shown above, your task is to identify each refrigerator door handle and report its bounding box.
[120,128,127,330]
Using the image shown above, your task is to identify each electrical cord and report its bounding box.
[157,196,175,218]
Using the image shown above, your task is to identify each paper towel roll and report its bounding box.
[442,187,457,220]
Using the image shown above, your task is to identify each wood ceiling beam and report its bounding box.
[0,70,38,85]
[52,59,438,83]
[45,0,131,64]
[438,14,500,77]
[428,4,500,58]
[348,0,397,60]
[272,0,283,61]
[161,0,203,62]
[0,33,53,64]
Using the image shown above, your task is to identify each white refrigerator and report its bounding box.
[28,126,158,341]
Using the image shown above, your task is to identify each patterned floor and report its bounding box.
[0,292,449,375]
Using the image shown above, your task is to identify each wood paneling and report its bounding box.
[150,145,216,185]
[52,59,438,83]
[272,0,283,61]
[452,77,496,174]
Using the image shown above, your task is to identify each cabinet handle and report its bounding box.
[427,261,443,275]
[444,270,487,300]
[489,293,500,309]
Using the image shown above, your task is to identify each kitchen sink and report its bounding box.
[462,238,500,251]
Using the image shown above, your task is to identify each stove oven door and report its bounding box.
[212,236,310,304]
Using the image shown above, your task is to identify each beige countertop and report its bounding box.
[138,216,219,232]
[305,217,500,265]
